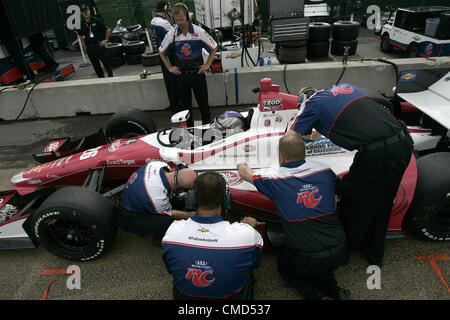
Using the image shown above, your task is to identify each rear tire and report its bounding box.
[405,152,450,241]
[380,35,393,53]
[32,187,117,261]
[105,108,157,142]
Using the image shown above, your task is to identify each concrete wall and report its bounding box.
[1,57,449,121]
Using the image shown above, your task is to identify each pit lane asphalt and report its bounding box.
[0,110,449,301]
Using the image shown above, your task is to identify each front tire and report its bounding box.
[105,108,157,142]
[405,152,450,241]
[32,187,117,261]
[380,35,393,53]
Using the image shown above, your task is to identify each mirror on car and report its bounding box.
[171,110,191,124]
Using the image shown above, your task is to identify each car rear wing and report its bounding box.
[33,129,108,164]
[396,68,450,130]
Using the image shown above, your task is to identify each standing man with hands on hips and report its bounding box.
[151,0,186,115]
[79,4,114,78]
[159,3,217,127]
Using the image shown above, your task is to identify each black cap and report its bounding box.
[80,4,90,12]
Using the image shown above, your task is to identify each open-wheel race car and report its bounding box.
[1,68,449,261]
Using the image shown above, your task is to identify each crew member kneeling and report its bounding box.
[117,161,196,243]
[238,135,351,300]
[162,172,263,300]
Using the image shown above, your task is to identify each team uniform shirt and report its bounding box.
[290,83,403,151]
[150,14,172,47]
[253,160,345,254]
[159,23,217,71]
[122,161,172,215]
[80,17,108,47]
[162,215,263,299]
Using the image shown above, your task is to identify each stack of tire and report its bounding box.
[330,21,360,56]
[275,40,307,64]
[141,51,161,67]
[106,43,125,67]
[307,22,332,58]
[141,32,162,67]
[124,41,146,65]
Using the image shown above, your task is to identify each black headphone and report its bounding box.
[163,0,169,13]
[184,174,233,213]
[173,3,189,21]
[170,163,189,200]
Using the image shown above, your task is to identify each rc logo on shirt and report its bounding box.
[331,85,354,96]
[181,43,192,56]
[126,172,138,189]
[297,184,322,208]
[185,261,215,287]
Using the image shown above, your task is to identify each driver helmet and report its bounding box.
[298,87,318,107]
[213,111,246,132]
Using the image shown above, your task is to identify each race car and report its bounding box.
[1,68,449,261]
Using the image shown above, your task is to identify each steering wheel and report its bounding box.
[157,129,179,147]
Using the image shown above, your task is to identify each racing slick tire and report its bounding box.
[32,187,117,261]
[307,40,330,58]
[380,34,393,53]
[308,22,331,42]
[332,21,360,41]
[277,45,307,64]
[106,108,157,142]
[279,40,307,48]
[123,41,146,55]
[109,55,126,67]
[331,39,358,56]
[110,35,123,44]
[141,52,160,67]
[405,152,450,241]
[126,53,142,65]
[106,43,124,57]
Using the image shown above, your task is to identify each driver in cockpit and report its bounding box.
[211,111,246,134]
[171,110,247,149]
